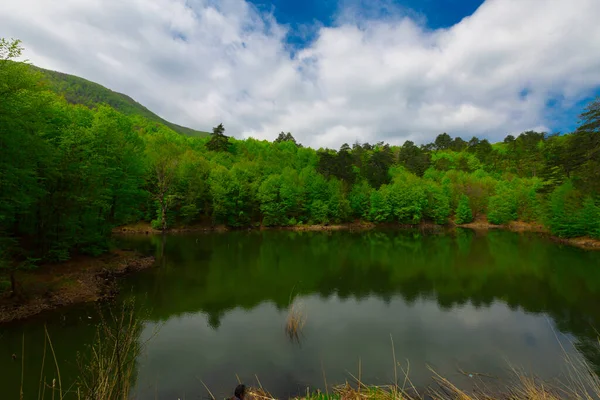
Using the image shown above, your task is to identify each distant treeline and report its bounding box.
[1,38,599,280]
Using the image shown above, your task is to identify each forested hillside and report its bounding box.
[32,66,210,137]
[1,38,600,289]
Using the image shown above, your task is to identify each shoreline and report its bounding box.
[0,250,155,324]
[453,217,600,250]
[2,218,598,324]
[113,219,600,250]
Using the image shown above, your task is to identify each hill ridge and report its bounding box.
[32,66,209,137]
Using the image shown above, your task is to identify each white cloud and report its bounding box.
[1,0,599,148]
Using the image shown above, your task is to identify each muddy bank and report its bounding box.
[114,222,227,234]
[113,221,378,234]
[114,220,440,234]
[455,216,600,250]
[0,250,155,324]
[454,216,546,232]
[550,236,600,250]
[273,221,377,231]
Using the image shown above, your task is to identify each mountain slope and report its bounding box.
[33,66,210,137]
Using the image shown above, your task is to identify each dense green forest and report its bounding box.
[1,38,600,288]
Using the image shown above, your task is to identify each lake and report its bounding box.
[1,228,600,399]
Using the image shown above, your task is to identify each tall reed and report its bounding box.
[75,299,144,400]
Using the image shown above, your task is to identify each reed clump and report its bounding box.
[234,337,600,400]
[75,299,143,400]
[285,301,307,342]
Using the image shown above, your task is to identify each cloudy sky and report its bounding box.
[1,0,600,148]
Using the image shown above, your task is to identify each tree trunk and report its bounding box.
[161,200,167,231]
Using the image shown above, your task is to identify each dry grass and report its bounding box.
[285,301,307,343]
[296,352,600,400]
[222,336,600,400]
[75,298,159,400]
[17,299,156,400]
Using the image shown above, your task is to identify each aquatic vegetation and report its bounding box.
[15,300,157,400]
[285,301,307,343]
[241,337,600,400]
[244,354,600,400]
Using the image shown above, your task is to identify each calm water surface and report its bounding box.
[2,229,600,399]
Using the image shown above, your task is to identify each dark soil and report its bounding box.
[0,250,155,323]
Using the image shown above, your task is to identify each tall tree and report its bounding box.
[363,145,394,189]
[398,141,431,177]
[434,133,453,150]
[0,38,53,292]
[206,123,229,152]
[146,134,182,230]
[275,131,302,147]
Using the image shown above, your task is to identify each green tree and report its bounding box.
[206,123,229,152]
[258,174,285,226]
[0,38,53,291]
[146,133,183,230]
[369,186,393,222]
[455,195,473,224]
[176,150,210,224]
[580,197,600,238]
[274,132,301,147]
[548,181,584,238]
[488,181,517,225]
[434,133,453,150]
[398,141,430,177]
[348,180,372,219]
[363,145,394,189]
[424,184,451,224]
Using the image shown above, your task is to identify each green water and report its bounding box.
[2,229,600,399]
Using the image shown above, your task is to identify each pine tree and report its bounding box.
[206,123,229,152]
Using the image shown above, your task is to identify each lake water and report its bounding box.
[1,229,600,399]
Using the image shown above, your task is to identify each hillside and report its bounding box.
[32,66,210,137]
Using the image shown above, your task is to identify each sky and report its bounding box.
[1,0,600,148]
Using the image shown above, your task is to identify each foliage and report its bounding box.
[580,197,600,239]
[548,181,585,238]
[424,183,451,224]
[488,181,518,225]
[455,195,473,224]
[2,38,600,278]
[206,123,230,152]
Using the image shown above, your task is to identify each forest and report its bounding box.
[1,37,600,284]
